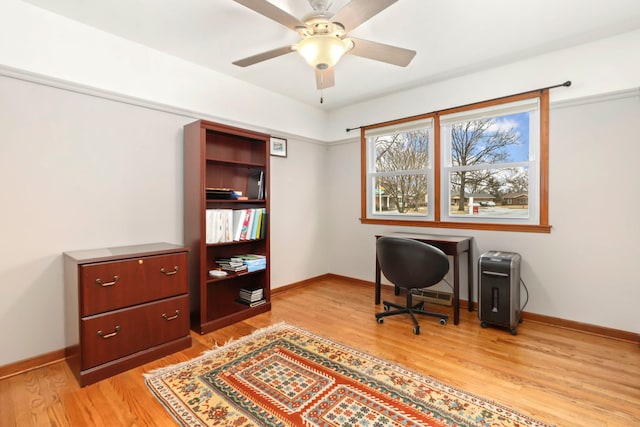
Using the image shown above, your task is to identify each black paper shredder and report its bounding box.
[478,251,522,335]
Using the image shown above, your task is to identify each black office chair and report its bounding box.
[375,236,450,334]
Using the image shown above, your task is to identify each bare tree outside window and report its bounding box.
[450,117,524,212]
[374,130,429,214]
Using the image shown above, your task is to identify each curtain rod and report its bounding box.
[345,80,571,133]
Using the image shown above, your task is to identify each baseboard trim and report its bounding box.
[521,312,639,343]
[271,273,334,295]
[3,273,637,378]
[323,274,639,344]
[0,349,66,380]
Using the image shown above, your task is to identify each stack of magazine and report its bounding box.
[237,286,266,307]
[215,258,248,273]
[236,254,266,272]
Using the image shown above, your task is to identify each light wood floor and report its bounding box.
[1,276,639,426]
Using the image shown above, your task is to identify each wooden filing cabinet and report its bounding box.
[64,243,191,386]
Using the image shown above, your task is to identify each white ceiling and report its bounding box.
[23,0,640,111]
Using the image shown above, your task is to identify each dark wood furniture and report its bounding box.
[375,232,473,325]
[63,242,191,387]
[183,119,271,334]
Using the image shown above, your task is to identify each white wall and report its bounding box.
[325,91,640,334]
[0,0,332,367]
[0,0,328,140]
[1,0,639,368]
[0,74,328,366]
[269,138,329,287]
[0,75,184,365]
[326,29,640,142]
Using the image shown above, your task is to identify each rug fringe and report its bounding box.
[143,322,289,378]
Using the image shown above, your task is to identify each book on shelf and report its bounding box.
[239,293,263,302]
[212,208,267,242]
[232,209,246,241]
[206,209,233,244]
[246,170,265,200]
[215,258,248,272]
[259,210,265,239]
[250,210,257,240]
[254,209,262,238]
[206,188,236,200]
[239,287,264,302]
[245,209,255,241]
[234,253,266,273]
[238,209,252,240]
[236,254,266,262]
[235,298,267,308]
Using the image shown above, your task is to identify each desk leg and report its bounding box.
[453,254,460,325]
[375,257,381,305]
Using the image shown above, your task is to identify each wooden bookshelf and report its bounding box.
[183,120,271,334]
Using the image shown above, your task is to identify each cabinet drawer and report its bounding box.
[80,252,187,316]
[81,295,189,370]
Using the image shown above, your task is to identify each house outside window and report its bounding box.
[440,97,540,225]
[361,90,550,233]
[365,117,434,220]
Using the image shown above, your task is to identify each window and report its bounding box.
[365,117,434,220]
[361,90,550,233]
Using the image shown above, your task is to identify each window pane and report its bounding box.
[449,112,529,167]
[448,167,529,218]
[372,175,429,216]
[373,129,430,172]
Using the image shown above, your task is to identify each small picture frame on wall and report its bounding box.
[270,137,287,157]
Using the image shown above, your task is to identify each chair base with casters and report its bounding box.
[375,290,448,335]
[374,236,451,335]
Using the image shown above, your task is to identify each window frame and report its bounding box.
[360,90,551,233]
[365,116,435,221]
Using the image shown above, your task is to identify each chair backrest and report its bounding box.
[376,236,450,290]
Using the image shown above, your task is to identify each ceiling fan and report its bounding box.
[232,0,416,91]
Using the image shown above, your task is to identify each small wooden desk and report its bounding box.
[375,232,473,325]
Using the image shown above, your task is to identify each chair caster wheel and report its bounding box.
[480,322,488,328]
[383,304,390,312]
[377,317,384,324]
[413,326,420,335]
[439,318,447,326]
[510,328,518,336]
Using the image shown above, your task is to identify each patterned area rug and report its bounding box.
[145,323,552,426]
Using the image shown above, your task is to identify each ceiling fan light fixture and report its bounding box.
[296,35,353,70]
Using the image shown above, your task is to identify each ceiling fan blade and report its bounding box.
[232,45,294,67]
[233,0,304,30]
[315,68,335,89]
[349,37,416,67]
[330,0,398,32]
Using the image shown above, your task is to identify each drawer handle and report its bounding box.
[160,266,179,276]
[95,276,120,287]
[162,310,181,321]
[97,326,121,339]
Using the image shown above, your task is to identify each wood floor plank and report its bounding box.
[1,276,638,426]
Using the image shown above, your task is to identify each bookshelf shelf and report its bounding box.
[205,268,266,284]
[205,200,265,205]
[184,119,271,335]
[205,158,265,167]
[205,238,265,248]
